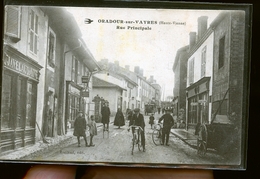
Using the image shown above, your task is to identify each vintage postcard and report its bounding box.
[1,1,251,170]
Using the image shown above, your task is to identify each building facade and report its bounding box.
[1,6,99,154]
[211,11,245,130]
[186,16,214,130]
[2,6,47,153]
[172,46,189,117]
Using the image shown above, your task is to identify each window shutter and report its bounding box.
[5,6,21,41]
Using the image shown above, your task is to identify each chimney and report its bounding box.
[125,65,130,71]
[189,32,196,51]
[134,66,140,74]
[108,62,114,71]
[101,58,108,64]
[114,60,119,66]
[150,75,154,83]
[139,69,144,76]
[197,16,208,40]
[100,59,109,70]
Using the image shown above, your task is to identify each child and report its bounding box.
[149,113,155,129]
[88,115,97,147]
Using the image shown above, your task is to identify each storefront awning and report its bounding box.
[186,77,210,98]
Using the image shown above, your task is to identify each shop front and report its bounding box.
[65,81,85,133]
[1,46,42,153]
[186,77,210,130]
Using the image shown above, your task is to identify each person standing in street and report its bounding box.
[88,115,97,147]
[157,107,161,114]
[101,101,111,131]
[129,108,146,152]
[149,113,155,129]
[158,107,174,146]
[73,111,88,147]
[114,108,125,129]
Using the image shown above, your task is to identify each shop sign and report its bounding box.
[81,90,89,97]
[191,102,198,106]
[4,53,38,80]
[198,100,207,103]
[82,76,89,83]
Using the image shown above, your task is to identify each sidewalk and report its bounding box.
[0,120,112,160]
[170,129,198,149]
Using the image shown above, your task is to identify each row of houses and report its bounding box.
[172,11,245,134]
[92,59,162,116]
[1,6,162,154]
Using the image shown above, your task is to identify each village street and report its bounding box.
[30,114,227,165]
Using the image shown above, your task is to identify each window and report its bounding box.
[77,61,81,84]
[17,77,26,128]
[189,58,194,85]
[218,36,225,69]
[71,56,78,83]
[188,97,197,124]
[1,73,13,129]
[29,9,39,55]
[201,46,207,77]
[26,82,35,127]
[4,6,21,42]
[125,89,128,97]
[47,29,56,68]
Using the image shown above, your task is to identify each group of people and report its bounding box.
[73,103,176,149]
[73,112,97,147]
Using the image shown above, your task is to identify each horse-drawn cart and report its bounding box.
[197,88,240,156]
[197,115,238,156]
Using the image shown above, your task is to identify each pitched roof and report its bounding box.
[92,76,126,91]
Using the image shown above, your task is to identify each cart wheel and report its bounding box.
[197,124,208,156]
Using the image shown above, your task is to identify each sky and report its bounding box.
[66,7,221,99]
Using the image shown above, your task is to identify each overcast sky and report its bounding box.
[66,7,221,99]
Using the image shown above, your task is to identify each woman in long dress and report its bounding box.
[114,108,125,129]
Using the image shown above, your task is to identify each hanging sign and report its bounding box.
[81,76,89,83]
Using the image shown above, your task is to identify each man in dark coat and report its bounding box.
[158,107,174,146]
[73,111,88,147]
[129,108,146,152]
[101,102,111,131]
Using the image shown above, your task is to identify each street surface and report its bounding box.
[32,114,230,165]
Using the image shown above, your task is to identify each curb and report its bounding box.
[170,131,198,150]
[1,121,113,160]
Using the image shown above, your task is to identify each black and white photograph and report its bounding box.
[1,2,251,170]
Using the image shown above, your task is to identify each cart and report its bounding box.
[197,88,239,156]
[197,115,238,156]
[145,104,155,115]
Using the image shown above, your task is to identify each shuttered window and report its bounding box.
[29,9,39,55]
[4,6,21,42]
[218,36,225,69]
[189,58,194,85]
[47,29,56,68]
[201,46,207,77]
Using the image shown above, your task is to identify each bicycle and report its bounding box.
[152,123,163,145]
[128,125,143,155]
